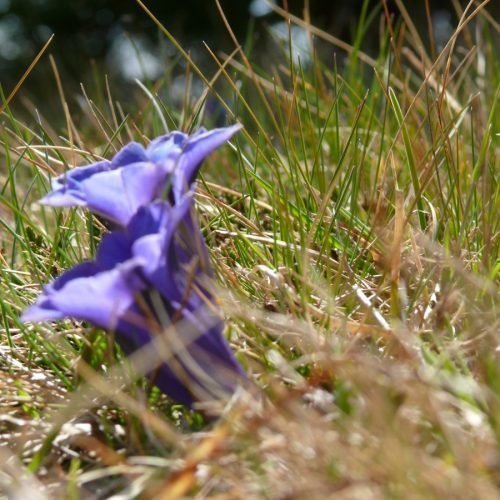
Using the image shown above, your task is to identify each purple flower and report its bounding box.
[41,125,242,226]
[22,196,245,407]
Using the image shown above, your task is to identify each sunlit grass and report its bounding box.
[0,0,498,497]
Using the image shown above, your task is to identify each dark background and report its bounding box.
[0,0,492,110]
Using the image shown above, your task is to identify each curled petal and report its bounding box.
[21,260,144,330]
[49,160,112,191]
[111,142,148,166]
[172,124,242,200]
[40,160,112,207]
[146,132,185,170]
[76,162,168,225]
[42,162,168,226]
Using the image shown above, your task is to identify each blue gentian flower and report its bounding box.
[40,125,242,226]
[23,124,246,408]
[23,196,245,407]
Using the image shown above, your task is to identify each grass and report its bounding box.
[0,0,498,497]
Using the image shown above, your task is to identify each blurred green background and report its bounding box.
[0,0,492,112]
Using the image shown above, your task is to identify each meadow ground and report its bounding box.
[0,1,498,498]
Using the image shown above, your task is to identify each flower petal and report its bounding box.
[127,198,193,303]
[172,124,242,199]
[111,142,147,166]
[50,160,112,190]
[155,316,245,405]
[76,162,168,225]
[146,132,185,169]
[96,231,132,269]
[21,262,99,323]
[22,260,144,330]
